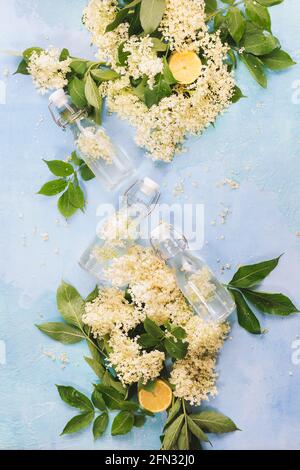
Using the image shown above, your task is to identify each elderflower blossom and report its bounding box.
[170,317,229,405]
[123,36,163,88]
[159,0,207,51]
[82,288,140,337]
[82,0,118,42]
[108,329,165,385]
[76,127,114,163]
[27,47,71,95]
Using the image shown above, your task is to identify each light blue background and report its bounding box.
[1,0,300,450]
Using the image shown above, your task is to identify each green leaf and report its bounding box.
[85,74,102,110]
[205,0,217,14]
[162,414,184,450]
[68,181,85,209]
[231,85,246,103]
[164,399,182,429]
[231,290,262,334]
[70,60,87,76]
[190,411,239,433]
[102,371,127,397]
[14,58,29,75]
[144,317,164,339]
[257,0,283,6]
[124,0,142,8]
[177,421,189,450]
[164,337,188,359]
[117,42,130,66]
[23,47,43,63]
[70,150,82,166]
[111,411,134,436]
[106,8,128,32]
[138,333,160,348]
[36,322,85,344]
[91,390,107,411]
[56,385,94,411]
[229,255,281,288]
[95,385,125,410]
[144,76,171,107]
[93,412,109,440]
[84,356,105,379]
[242,290,298,316]
[43,159,74,177]
[37,179,67,196]
[56,281,84,328]
[134,414,146,427]
[57,185,78,218]
[61,411,94,435]
[59,48,70,61]
[91,69,120,82]
[151,37,168,52]
[165,324,187,340]
[85,286,99,303]
[140,0,166,34]
[245,0,271,32]
[162,57,177,85]
[68,77,87,109]
[121,401,139,412]
[187,416,210,442]
[240,52,267,88]
[261,49,296,70]
[226,7,246,44]
[242,32,279,56]
[80,163,95,181]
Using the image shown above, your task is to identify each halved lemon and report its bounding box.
[169,51,202,85]
[138,379,173,413]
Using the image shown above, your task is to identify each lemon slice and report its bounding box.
[138,379,173,413]
[169,51,202,85]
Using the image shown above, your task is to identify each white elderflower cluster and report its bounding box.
[170,317,229,405]
[159,0,207,51]
[82,0,118,42]
[76,127,114,163]
[123,36,163,88]
[27,47,71,95]
[83,287,141,337]
[98,208,140,249]
[108,329,165,385]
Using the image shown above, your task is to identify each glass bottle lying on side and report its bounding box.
[79,177,160,282]
[48,89,135,190]
[150,223,235,323]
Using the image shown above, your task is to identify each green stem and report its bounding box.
[206,0,244,22]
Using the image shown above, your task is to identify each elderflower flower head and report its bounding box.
[76,127,114,163]
[82,0,118,41]
[82,288,141,337]
[27,47,71,95]
[108,329,165,385]
[123,36,164,88]
[170,317,229,405]
[160,0,207,52]
[185,266,217,303]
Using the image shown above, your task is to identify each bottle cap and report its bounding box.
[49,89,68,108]
[140,177,160,196]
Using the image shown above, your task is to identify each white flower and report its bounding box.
[76,126,114,163]
[27,47,71,94]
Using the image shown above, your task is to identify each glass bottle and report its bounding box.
[79,177,160,283]
[48,89,135,190]
[150,224,235,323]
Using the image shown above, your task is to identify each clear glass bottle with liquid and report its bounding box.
[48,89,135,190]
[151,224,235,323]
[79,177,160,283]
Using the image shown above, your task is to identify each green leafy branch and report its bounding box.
[161,398,239,450]
[206,0,295,88]
[227,255,299,334]
[37,151,94,219]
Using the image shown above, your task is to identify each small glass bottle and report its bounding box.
[79,177,160,283]
[48,89,135,190]
[151,224,235,323]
